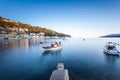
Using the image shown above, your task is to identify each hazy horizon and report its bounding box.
[0,0,120,38]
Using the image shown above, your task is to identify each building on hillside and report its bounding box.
[7,28,28,35]
[0,27,12,34]
[39,32,45,36]
[30,32,45,37]
[3,19,12,22]
[7,28,17,35]
[0,27,5,34]
[24,28,28,32]
[18,28,28,34]
[30,33,36,36]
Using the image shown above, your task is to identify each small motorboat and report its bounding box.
[39,41,43,44]
[42,41,62,51]
[83,38,85,41]
[103,42,120,56]
[42,45,62,51]
[50,63,69,80]
[4,37,9,40]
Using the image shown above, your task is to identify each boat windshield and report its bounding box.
[106,42,116,50]
[107,46,115,50]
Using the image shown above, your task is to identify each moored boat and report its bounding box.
[103,42,120,56]
[42,41,62,51]
[43,46,62,51]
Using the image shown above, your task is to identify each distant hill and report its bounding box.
[0,16,71,37]
[100,34,120,38]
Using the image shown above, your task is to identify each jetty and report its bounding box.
[50,63,69,80]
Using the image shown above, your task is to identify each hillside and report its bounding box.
[0,16,71,37]
[100,34,120,38]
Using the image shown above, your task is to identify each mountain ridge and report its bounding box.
[100,34,120,38]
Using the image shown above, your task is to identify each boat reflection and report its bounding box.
[42,49,62,56]
[103,52,120,64]
[39,49,62,63]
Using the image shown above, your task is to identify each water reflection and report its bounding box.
[0,39,9,49]
[103,52,120,64]
[0,38,42,49]
[42,49,62,56]
[40,49,62,62]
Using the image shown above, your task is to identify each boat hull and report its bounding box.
[43,46,62,51]
[103,47,120,56]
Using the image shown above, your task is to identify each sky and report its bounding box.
[0,0,120,37]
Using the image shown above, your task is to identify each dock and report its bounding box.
[50,63,69,80]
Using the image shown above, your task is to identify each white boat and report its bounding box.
[103,42,120,56]
[42,41,62,51]
[50,63,69,80]
[42,46,62,51]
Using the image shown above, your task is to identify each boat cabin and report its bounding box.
[106,42,116,50]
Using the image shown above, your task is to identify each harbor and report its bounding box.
[0,38,120,80]
[0,0,120,80]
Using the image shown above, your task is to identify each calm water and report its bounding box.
[0,38,120,80]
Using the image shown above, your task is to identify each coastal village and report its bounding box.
[0,17,71,39]
[0,26,45,39]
